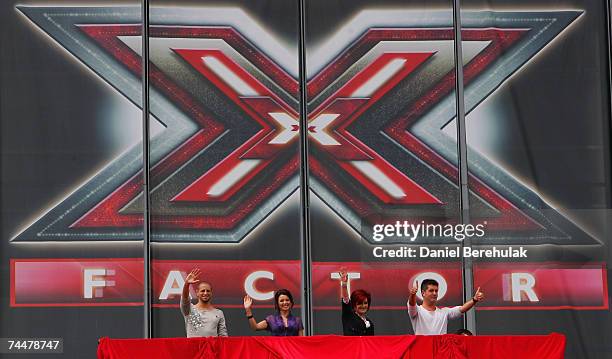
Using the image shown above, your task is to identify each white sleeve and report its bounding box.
[447,306,462,320]
[407,301,418,318]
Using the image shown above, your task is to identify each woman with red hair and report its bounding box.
[339,270,374,335]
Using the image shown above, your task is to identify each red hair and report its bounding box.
[350,289,371,310]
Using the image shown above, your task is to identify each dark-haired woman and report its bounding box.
[243,289,304,336]
[339,270,374,336]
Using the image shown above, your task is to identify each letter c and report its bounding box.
[244,271,275,300]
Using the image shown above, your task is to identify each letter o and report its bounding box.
[412,272,448,301]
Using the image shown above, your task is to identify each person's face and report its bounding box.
[277,294,292,311]
[355,298,369,315]
[197,283,212,303]
[422,285,438,303]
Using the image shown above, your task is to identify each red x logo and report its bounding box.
[173,48,439,204]
[15,6,594,245]
[70,25,530,231]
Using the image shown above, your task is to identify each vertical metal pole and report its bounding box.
[451,0,475,333]
[606,1,612,203]
[297,0,313,336]
[607,2,612,207]
[141,0,152,339]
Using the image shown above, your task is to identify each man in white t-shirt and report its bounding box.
[407,279,484,335]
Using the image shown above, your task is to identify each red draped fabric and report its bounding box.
[98,334,565,359]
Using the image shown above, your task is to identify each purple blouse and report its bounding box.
[265,313,303,336]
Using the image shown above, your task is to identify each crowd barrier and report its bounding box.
[98,333,566,358]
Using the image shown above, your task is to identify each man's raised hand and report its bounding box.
[473,287,485,302]
[185,269,201,285]
[410,281,418,296]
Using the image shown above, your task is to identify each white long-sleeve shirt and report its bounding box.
[408,302,462,335]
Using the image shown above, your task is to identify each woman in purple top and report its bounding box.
[243,289,304,336]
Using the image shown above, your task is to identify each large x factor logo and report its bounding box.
[14,6,596,245]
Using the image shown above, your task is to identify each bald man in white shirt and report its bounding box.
[407,279,484,335]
